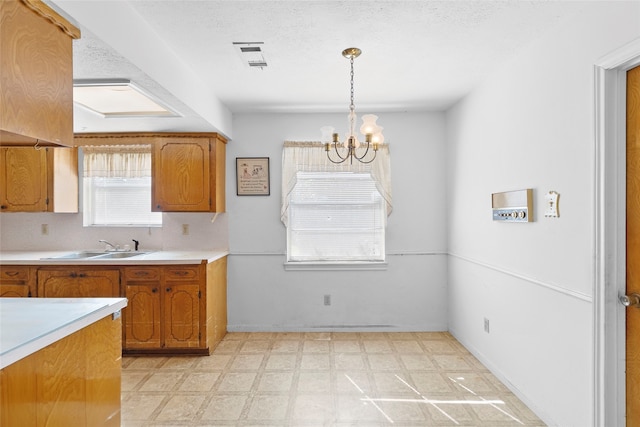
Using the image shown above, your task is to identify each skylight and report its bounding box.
[73,79,178,118]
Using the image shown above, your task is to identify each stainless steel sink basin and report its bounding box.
[42,251,109,259]
[97,252,149,259]
[42,251,149,260]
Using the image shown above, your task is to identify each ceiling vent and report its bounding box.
[233,42,267,70]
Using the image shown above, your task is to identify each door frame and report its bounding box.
[594,38,640,427]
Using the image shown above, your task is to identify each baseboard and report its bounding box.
[448,327,558,427]
[226,323,449,333]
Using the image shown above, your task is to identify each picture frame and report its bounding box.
[236,157,270,196]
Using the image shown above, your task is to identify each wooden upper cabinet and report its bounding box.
[153,134,227,212]
[74,132,227,212]
[153,138,211,212]
[0,146,78,212]
[0,0,80,147]
[0,147,47,211]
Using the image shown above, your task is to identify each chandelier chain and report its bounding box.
[349,55,355,112]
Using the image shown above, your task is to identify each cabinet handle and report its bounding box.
[69,272,77,278]
[0,205,6,210]
[166,287,172,292]
[174,271,189,276]
[78,273,86,278]
[5,271,19,277]
[135,271,150,277]
[152,288,158,293]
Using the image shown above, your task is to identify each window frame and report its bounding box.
[284,171,388,271]
[81,145,162,228]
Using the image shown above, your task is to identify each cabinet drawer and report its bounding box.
[124,267,161,281]
[0,267,30,283]
[164,266,200,281]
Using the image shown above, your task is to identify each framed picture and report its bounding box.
[236,157,270,196]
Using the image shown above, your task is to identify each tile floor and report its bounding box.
[121,332,546,426]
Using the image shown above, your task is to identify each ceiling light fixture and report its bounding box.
[322,48,384,164]
[73,79,177,118]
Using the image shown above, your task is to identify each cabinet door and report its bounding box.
[163,283,200,348]
[0,0,78,146]
[152,139,211,212]
[0,284,30,297]
[0,266,33,297]
[0,147,48,212]
[124,284,161,349]
[38,269,120,297]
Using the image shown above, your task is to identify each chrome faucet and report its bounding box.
[99,239,118,251]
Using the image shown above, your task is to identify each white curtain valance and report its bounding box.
[280,141,392,226]
[82,145,152,178]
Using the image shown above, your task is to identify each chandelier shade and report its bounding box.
[323,48,384,164]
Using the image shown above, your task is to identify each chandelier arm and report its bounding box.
[353,142,371,160]
[325,141,349,164]
[332,141,348,161]
[326,147,349,164]
[357,148,377,164]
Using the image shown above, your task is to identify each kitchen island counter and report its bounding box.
[0,297,127,426]
[0,297,127,369]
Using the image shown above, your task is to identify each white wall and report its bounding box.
[226,112,448,331]
[0,211,228,252]
[445,3,640,426]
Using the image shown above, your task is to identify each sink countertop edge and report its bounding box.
[0,250,229,265]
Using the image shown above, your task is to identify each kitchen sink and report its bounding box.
[43,251,109,259]
[42,251,150,260]
[97,252,149,259]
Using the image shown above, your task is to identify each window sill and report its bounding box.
[283,261,388,271]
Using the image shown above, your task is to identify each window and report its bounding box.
[288,172,386,262]
[82,145,162,227]
[281,142,392,266]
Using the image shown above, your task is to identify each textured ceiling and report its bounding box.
[49,0,597,136]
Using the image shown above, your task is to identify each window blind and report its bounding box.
[287,171,386,262]
[82,145,161,227]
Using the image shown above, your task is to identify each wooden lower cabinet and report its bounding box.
[123,266,202,350]
[0,266,35,297]
[123,257,226,354]
[163,282,200,348]
[124,282,161,349]
[38,268,120,297]
[0,256,227,355]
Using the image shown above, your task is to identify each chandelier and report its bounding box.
[322,47,384,164]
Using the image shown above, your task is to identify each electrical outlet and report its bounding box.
[324,295,331,306]
[484,318,490,333]
[41,224,49,235]
[182,224,189,235]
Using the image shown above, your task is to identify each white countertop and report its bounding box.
[0,297,128,369]
[0,250,228,265]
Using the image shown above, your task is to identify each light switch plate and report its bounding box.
[544,191,559,217]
